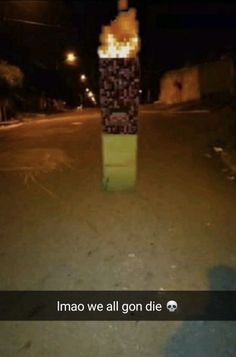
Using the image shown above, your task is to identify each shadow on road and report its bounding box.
[165,265,236,357]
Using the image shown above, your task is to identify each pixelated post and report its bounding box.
[98,0,140,191]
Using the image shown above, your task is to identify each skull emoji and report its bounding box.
[166,300,178,312]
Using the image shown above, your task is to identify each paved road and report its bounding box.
[0,107,236,356]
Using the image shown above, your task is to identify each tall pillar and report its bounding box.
[100,58,139,191]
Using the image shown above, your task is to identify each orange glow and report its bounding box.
[98,0,140,59]
[118,0,128,11]
[66,52,76,63]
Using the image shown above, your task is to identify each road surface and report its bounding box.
[0,107,236,356]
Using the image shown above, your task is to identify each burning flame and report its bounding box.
[98,0,140,59]
[118,0,128,11]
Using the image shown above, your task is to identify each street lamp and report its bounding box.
[66,52,77,64]
[86,90,97,106]
[80,74,87,83]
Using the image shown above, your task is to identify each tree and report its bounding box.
[0,61,24,121]
[0,61,24,95]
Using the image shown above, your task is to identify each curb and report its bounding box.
[0,120,21,127]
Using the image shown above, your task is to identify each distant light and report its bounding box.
[80,74,87,82]
[139,90,142,94]
[66,52,77,64]
[85,88,90,93]
[88,91,93,98]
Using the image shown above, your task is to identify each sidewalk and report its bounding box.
[0,110,74,128]
[0,119,22,129]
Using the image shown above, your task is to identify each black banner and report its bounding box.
[0,291,236,321]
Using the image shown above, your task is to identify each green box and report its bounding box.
[102,134,138,191]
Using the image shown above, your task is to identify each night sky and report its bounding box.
[1,0,236,99]
[72,0,236,97]
[70,1,236,67]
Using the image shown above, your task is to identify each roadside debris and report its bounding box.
[128,253,136,258]
[227,175,235,181]
[213,146,224,153]
[204,153,212,159]
[72,122,83,126]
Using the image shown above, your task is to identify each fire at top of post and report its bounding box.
[98,0,140,59]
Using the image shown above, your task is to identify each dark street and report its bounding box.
[0,107,236,356]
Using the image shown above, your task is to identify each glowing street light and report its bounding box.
[87,91,94,98]
[90,95,97,105]
[66,52,77,64]
[80,74,87,82]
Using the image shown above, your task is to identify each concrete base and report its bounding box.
[102,134,138,191]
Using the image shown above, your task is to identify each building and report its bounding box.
[159,57,235,105]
